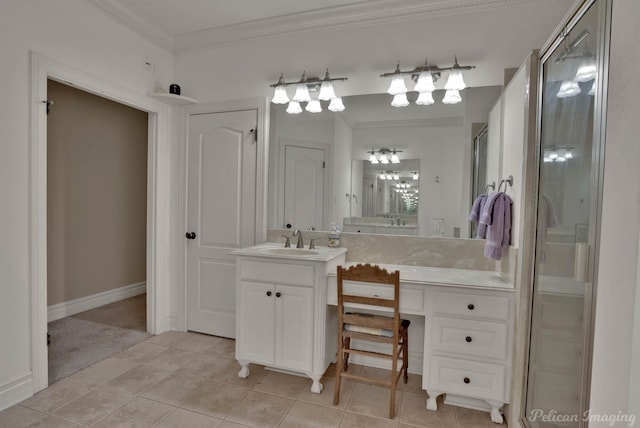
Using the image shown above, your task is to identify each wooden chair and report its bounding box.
[333,263,410,419]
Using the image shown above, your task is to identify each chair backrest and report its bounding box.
[336,264,401,333]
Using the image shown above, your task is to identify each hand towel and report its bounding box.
[484,192,513,260]
[469,194,488,239]
[479,191,502,226]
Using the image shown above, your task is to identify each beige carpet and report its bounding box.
[47,294,150,384]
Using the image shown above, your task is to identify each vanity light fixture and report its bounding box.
[380,57,475,107]
[367,148,402,164]
[554,30,597,99]
[543,147,575,162]
[270,70,348,114]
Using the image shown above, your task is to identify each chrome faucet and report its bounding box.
[292,229,304,248]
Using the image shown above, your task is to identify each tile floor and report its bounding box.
[2,331,505,427]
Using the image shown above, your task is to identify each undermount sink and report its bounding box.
[262,248,319,256]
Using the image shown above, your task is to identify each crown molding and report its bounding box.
[81,0,174,52]
[81,0,539,53]
[175,0,525,52]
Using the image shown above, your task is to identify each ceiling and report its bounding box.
[85,0,563,52]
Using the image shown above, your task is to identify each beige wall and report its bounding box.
[47,80,148,306]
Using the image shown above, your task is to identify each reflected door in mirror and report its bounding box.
[284,145,325,230]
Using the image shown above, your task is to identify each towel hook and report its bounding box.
[484,181,496,193]
[499,175,514,192]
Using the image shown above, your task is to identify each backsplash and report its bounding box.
[267,229,497,271]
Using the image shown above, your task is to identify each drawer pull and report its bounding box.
[464,377,471,384]
[467,304,475,310]
[465,336,473,343]
[276,292,282,298]
[266,291,272,297]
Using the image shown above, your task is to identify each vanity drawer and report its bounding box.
[430,356,506,402]
[431,316,508,360]
[326,278,424,313]
[432,291,510,321]
[239,259,315,287]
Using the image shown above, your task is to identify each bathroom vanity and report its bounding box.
[231,243,347,393]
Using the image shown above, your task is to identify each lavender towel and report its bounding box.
[469,194,488,239]
[483,192,513,261]
[479,191,502,226]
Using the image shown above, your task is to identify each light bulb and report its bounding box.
[391,93,409,107]
[575,57,597,82]
[318,81,336,101]
[412,172,419,180]
[549,152,558,159]
[305,99,322,113]
[386,173,393,179]
[380,173,386,180]
[328,97,345,112]
[556,156,567,162]
[369,152,378,164]
[380,154,389,164]
[415,71,435,92]
[293,72,311,102]
[415,91,435,106]
[393,173,399,180]
[271,85,289,104]
[442,90,462,104]
[565,151,573,159]
[391,151,400,164]
[286,101,302,115]
[445,64,467,91]
[556,80,581,98]
[387,74,408,95]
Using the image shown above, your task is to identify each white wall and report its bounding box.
[333,116,353,225]
[501,66,527,248]
[589,0,640,425]
[0,0,173,409]
[487,98,502,193]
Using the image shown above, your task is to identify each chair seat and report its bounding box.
[344,316,410,337]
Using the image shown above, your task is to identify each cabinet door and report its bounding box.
[274,284,314,372]
[237,281,275,366]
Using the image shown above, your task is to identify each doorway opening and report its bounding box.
[46,79,149,383]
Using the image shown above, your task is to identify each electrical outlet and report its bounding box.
[431,218,444,234]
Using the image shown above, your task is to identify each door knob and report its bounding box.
[185,232,196,239]
[276,292,282,298]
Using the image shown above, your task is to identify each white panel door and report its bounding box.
[283,145,325,230]
[187,110,257,337]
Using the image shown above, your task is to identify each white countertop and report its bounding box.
[329,262,513,291]
[230,242,347,262]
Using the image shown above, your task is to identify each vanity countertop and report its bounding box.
[231,242,347,262]
[329,262,513,291]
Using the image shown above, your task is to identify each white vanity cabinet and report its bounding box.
[232,244,347,393]
[425,288,514,424]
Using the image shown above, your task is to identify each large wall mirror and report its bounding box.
[268,87,501,238]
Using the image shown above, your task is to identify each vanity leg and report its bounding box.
[426,390,442,411]
[309,374,324,394]
[238,360,251,379]
[485,400,504,424]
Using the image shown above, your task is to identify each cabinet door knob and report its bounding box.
[266,291,272,297]
[276,292,282,298]
[185,232,196,240]
[467,304,475,310]
[464,377,470,384]
[465,336,472,343]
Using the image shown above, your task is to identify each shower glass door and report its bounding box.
[526,0,608,426]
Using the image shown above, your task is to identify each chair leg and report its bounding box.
[403,332,409,384]
[389,342,399,419]
[333,336,344,406]
[343,337,351,371]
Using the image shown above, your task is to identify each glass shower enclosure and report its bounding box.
[525,0,609,426]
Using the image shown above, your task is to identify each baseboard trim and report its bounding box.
[0,372,32,412]
[47,282,146,322]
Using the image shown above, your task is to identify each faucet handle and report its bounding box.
[281,235,291,248]
[309,238,323,250]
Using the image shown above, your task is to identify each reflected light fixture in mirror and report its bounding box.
[380,56,475,107]
[270,69,348,114]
